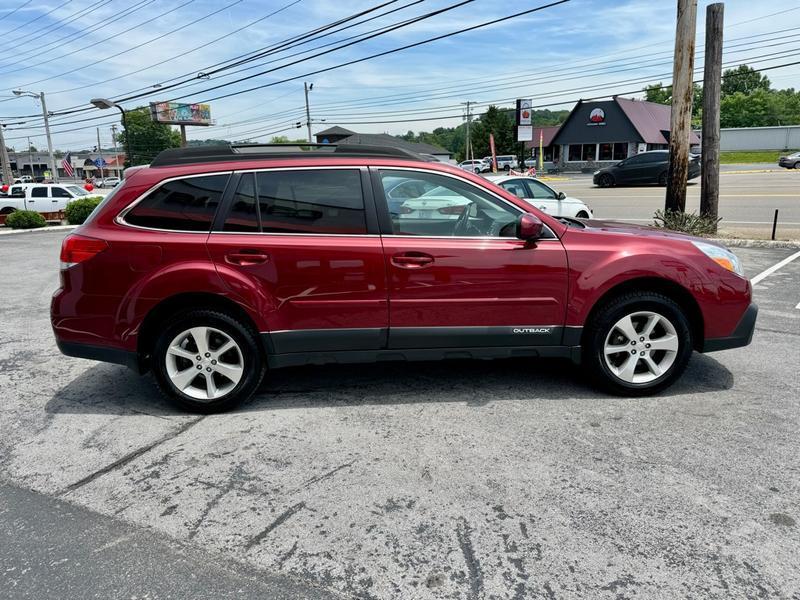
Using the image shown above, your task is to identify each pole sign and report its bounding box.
[516,99,533,142]
[489,133,498,173]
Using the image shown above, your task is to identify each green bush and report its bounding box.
[653,209,722,236]
[64,196,103,225]
[5,210,46,229]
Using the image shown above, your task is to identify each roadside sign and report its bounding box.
[517,126,533,142]
[94,158,107,168]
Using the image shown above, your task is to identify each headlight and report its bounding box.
[593,170,600,175]
[692,241,744,276]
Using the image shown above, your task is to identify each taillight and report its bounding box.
[438,204,466,215]
[398,205,413,214]
[60,234,108,269]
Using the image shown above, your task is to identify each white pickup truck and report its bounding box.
[1,183,91,215]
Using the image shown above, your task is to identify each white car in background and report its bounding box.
[457,159,487,174]
[0,183,91,215]
[486,175,593,218]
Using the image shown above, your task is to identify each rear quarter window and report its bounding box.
[124,174,229,231]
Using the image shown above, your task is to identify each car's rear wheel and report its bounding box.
[474,167,481,174]
[583,292,693,396]
[575,211,590,218]
[658,171,668,186]
[152,309,265,413]
[597,174,613,188]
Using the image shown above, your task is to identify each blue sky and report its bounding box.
[0,0,798,152]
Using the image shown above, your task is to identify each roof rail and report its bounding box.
[150,143,431,167]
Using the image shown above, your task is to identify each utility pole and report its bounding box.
[665,0,698,213]
[462,101,474,161]
[39,93,58,183]
[96,127,104,183]
[304,82,313,143]
[700,3,724,231]
[27,136,34,179]
[111,124,119,177]
[0,124,12,185]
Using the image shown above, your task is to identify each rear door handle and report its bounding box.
[391,252,434,268]
[225,250,269,266]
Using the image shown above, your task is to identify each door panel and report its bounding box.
[208,168,389,354]
[372,168,569,350]
[383,236,568,347]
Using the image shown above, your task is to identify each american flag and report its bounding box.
[62,152,74,177]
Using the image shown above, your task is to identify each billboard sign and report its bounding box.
[150,102,212,126]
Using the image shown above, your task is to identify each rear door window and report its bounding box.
[125,174,228,231]
[31,187,48,198]
[255,169,366,234]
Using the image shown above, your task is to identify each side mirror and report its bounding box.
[557,191,567,200]
[516,213,543,241]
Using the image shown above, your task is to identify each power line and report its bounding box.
[0,0,156,71]
[0,0,71,36]
[0,0,33,22]
[48,0,305,96]
[17,0,247,87]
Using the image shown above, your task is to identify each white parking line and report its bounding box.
[751,250,800,286]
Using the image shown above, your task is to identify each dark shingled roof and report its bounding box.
[328,132,451,156]
[315,126,356,137]
[615,97,701,145]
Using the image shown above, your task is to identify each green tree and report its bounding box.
[644,83,704,126]
[117,107,181,166]
[720,88,800,127]
[268,135,308,144]
[721,65,770,98]
[471,105,515,160]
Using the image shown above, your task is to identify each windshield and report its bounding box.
[66,186,89,197]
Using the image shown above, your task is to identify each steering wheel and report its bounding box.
[453,202,477,236]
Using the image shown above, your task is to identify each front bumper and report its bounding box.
[701,302,758,352]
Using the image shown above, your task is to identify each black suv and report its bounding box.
[593,150,700,187]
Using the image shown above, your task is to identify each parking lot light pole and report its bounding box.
[13,89,58,183]
[0,123,13,185]
[90,98,132,168]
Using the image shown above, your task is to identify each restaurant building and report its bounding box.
[528,97,700,172]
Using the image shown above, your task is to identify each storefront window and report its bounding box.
[581,144,596,161]
[613,142,627,160]
[568,144,582,162]
[599,143,613,161]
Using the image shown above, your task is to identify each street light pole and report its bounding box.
[13,89,58,182]
[90,99,132,168]
[27,136,34,178]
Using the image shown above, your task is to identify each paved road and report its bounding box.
[548,169,800,239]
[1,232,799,599]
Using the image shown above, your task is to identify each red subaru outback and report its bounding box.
[52,144,756,412]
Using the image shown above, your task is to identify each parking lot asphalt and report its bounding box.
[540,169,800,240]
[1,231,799,599]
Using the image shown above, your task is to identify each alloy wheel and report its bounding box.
[603,311,679,384]
[165,326,244,401]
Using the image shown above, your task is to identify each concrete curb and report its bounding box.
[714,238,800,249]
[0,224,77,236]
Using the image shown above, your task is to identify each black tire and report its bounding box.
[474,168,481,174]
[503,164,511,172]
[152,309,265,413]
[793,162,800,169]
[582,291,693,396]
[597,173,614,188]
[575,211,590,219]
[658,171,668,186]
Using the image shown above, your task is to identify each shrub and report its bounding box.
[5,210,46,229]
[64,196,103,225]
[653,209,721,236]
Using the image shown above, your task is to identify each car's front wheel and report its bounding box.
[152,309,265,413]
[583,292,693,396]
[597,173,613,188]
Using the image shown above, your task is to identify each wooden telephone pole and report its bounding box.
[665,0,698,213]
[700,3,724,231]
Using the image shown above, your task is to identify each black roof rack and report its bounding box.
[149,143,431,167]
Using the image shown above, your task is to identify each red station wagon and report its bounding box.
[52,144,757,412]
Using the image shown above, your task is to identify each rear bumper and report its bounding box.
[701,302,758,352]
[55,338,141,372]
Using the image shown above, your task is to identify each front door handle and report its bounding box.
[391,252,434,269]
[225,250,269,266]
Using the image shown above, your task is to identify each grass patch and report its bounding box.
[719,150,798,164]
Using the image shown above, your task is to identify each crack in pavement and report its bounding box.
[187,464,247,541]
[293,461,356,493]
[456,517,483,600]
[58,417,205,496]
[245,502,306,550]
